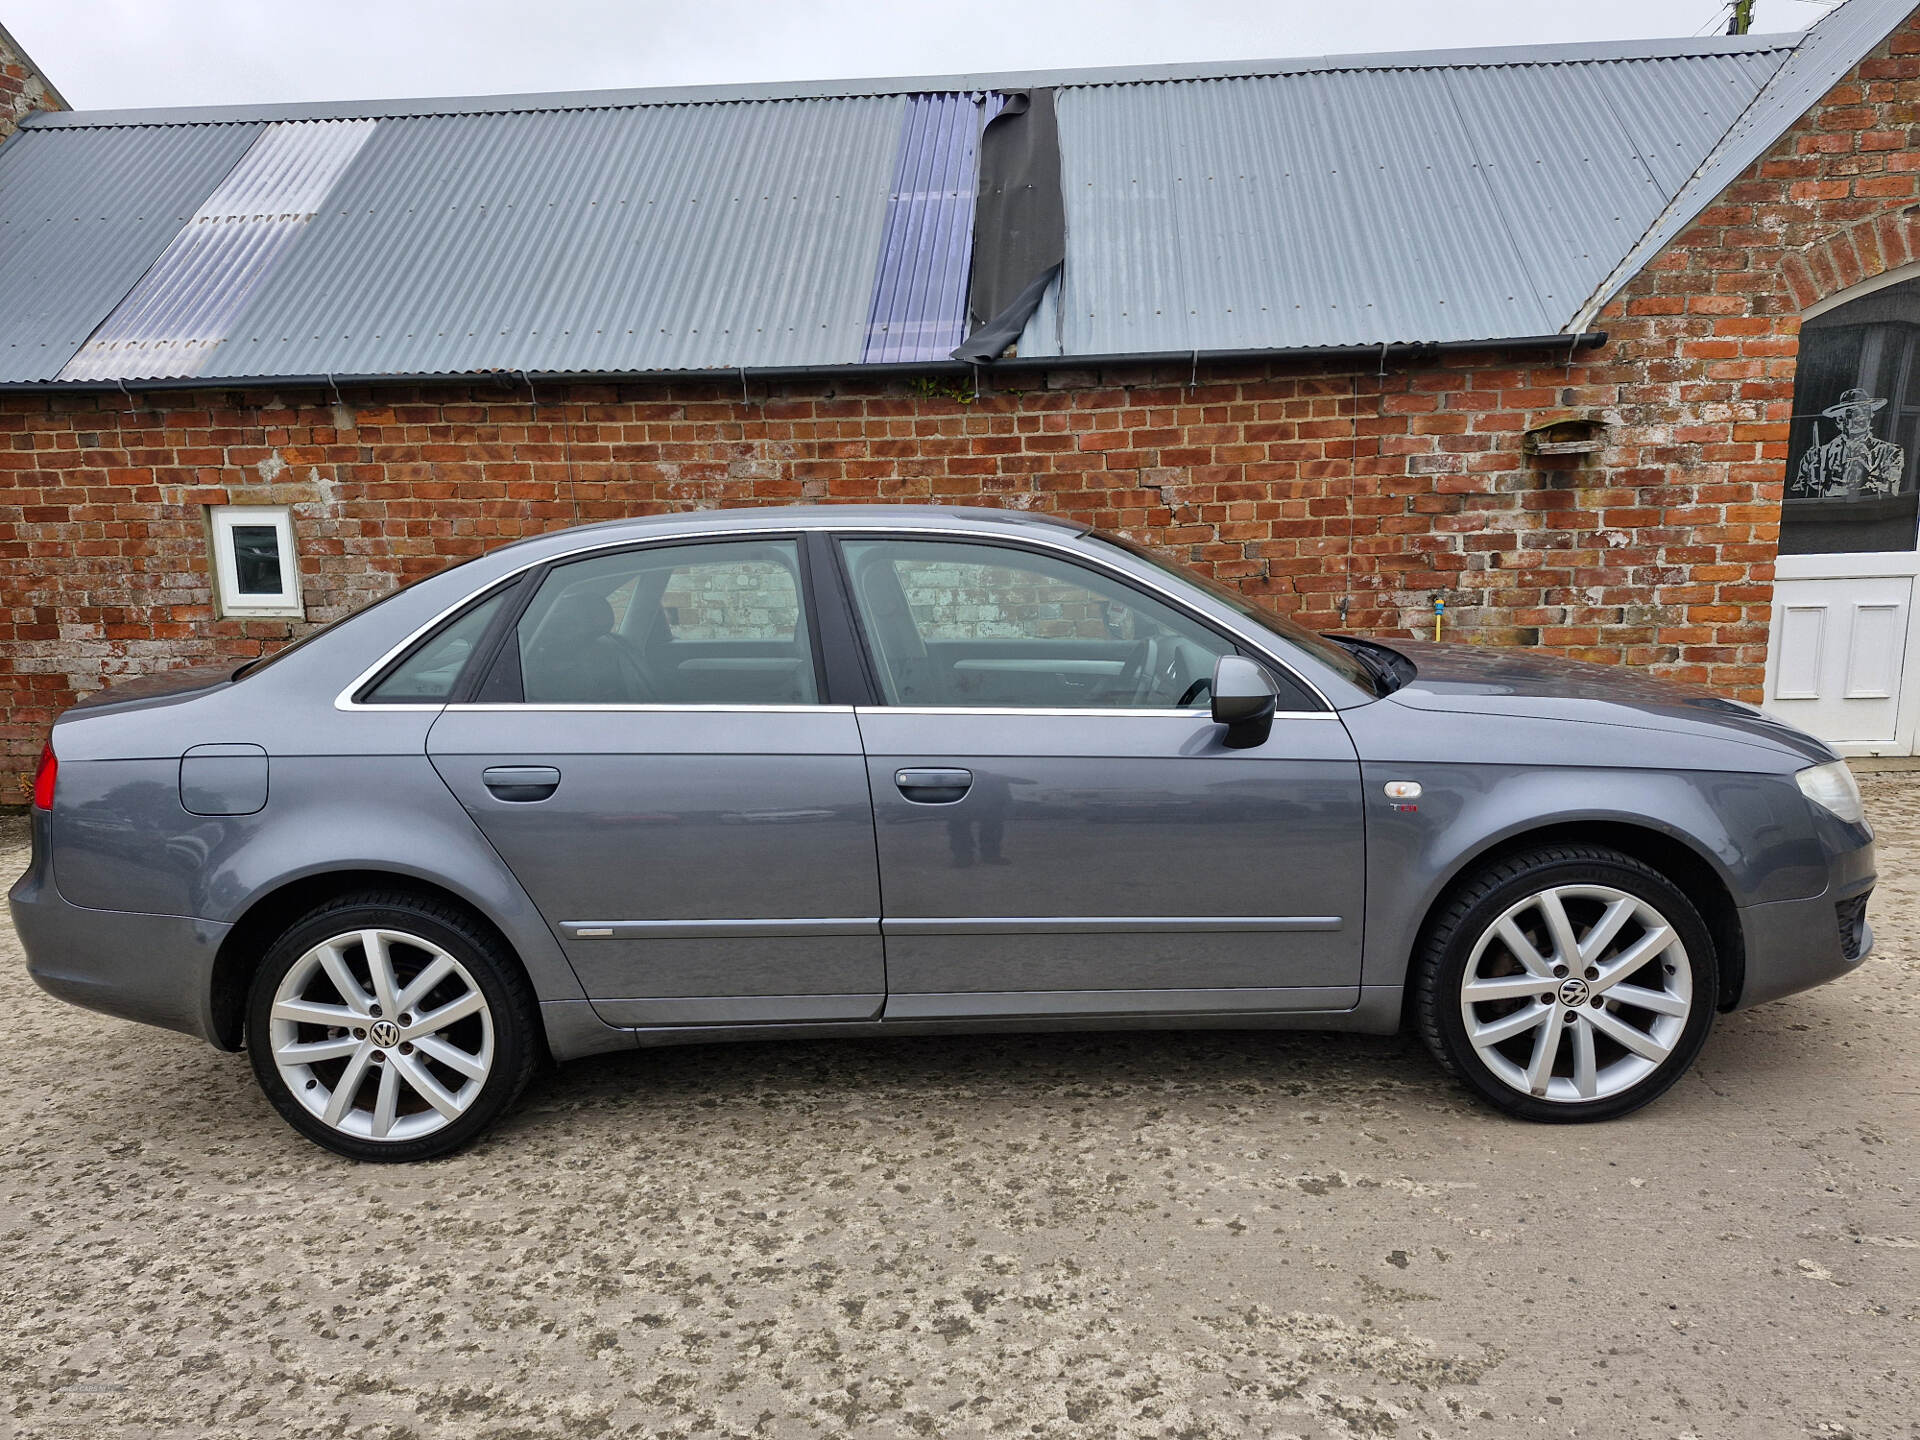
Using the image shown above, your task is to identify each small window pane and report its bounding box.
[366,590,507,704]
[209,505,300,617]
[1785,291,1920,556]
[230,525,284,595]
[841,538,1235,710]
[512,539,817,705]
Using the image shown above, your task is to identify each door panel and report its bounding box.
[429,708,883,1025]
[423,533,882,1028]
[858,709,1365,1015]
[1765,574,1912,751]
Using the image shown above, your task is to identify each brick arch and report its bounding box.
[1782,209,1920,315]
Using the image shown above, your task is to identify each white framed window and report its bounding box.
[208,505,303,618]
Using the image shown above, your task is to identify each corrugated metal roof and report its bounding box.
[1012,45,1787,356]
[201,97,901,378]
[13,33,1804,128]
[0,122,262,383]
[0,10,1906,386]
[59,120,378,380]
[1579,0,1920,326]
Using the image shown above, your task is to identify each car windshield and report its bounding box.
[1084,531,1381,695]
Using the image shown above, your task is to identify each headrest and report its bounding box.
[545,590,616,642]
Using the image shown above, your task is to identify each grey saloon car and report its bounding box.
[11,506,1876,1159]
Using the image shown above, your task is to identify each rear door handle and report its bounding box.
[483,766,561,802]
[894,767,973,804]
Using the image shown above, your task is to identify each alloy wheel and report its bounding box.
[1458,884,1693,1103]
[267,928,495,1142]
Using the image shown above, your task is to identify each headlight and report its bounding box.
[1796,760,1867,826]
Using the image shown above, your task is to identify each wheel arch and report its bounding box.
[1409,819,1746,1015]
[208,869,546,1051]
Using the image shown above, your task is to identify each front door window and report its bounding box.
[838,536,1242,710]
[1783,286,1920,554]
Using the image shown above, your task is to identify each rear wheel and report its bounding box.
[247,893,538,1161]
[1414,846,1716,1122]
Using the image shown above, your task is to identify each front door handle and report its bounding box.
[894,767,973,804]
[483,766,561,802]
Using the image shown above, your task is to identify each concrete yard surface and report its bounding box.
[1,781,1917,1439]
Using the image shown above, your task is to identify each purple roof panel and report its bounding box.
[862,92,1004,364]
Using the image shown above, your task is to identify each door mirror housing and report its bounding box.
[1210,655,1279,748]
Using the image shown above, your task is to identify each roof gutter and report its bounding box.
[0,331,1607,395]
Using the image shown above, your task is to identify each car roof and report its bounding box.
[489,504,1089,553]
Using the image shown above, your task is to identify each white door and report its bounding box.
[1765,572,1913,753]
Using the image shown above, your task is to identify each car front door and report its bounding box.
[836,534,1366,1021]
[424,535,884,1027]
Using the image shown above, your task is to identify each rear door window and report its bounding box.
[506,539,819,705]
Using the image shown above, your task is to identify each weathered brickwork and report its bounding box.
[4,19,1920,797]
[0,23,62,144]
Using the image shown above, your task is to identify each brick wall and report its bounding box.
[0,22,63,144]
[4,18,1920,799]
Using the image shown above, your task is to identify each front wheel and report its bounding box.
[247,892,539,1161]
[1413,846,1717,1122]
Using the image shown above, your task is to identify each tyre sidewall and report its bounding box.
[246,900,532,1162]
[1427,854,1717,1123]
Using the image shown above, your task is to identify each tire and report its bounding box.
[1413,845,1717,1123]
[246,891,539,1161]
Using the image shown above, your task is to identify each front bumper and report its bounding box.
[1731,821,1876,1011]
[9,809,230,1044]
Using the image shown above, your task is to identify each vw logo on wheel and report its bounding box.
[1557,977,1590,1008]
[369,1019,401,1048]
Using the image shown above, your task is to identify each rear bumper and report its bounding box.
[1731,826,1876,1011]
[9,810,230,1045]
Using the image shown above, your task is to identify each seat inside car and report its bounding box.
[850,556,941,705]
[524,588,652,702]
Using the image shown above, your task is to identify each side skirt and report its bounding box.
[541,987,1405,1062]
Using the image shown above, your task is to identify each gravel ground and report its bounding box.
[1,785,1917,1440]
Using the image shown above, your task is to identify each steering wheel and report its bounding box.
[1176,675,1212,707]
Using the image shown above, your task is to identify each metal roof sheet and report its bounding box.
[0,9,1907,387]
[197,96,901,378]
[13,33,1802,129]
[0,122,262,383]
[59,119,378,380]
[1580,0,1920,326]
[1012,45,1789,356]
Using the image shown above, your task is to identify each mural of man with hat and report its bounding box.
[1791,386,1907,498]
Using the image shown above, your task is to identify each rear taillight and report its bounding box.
[31,741,56,810]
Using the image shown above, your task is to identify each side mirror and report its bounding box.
[1210,655,1279,749]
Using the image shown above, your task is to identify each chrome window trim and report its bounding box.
[334,519,1342,713]
[446,703,854,714]
[857,705,1339,720]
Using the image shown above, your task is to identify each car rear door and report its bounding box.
[424,533,884,1027]
[834,532,1366,1021]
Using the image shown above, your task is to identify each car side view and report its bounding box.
[10,506,1877,1160]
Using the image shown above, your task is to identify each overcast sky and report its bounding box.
[8,0,1845,111]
